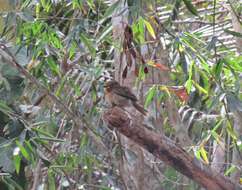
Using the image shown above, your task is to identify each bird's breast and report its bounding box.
[105,90,132,107]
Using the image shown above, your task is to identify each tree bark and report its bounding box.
[111,1,165,189]
[103,107,242,190]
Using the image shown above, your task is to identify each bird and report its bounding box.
[104,80,147,115]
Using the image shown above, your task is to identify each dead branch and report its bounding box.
[103,107,242,190]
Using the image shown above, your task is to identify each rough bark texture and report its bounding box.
[103,107,242,190]
[111,1,165,189]
[112,1,149,189]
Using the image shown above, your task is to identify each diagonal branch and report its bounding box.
[0,43,108,154]
[0,44,75,120]
[103,107,242,190]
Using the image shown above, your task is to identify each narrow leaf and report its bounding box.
[225,165,236,176]
[47,57,60,76]
[224,29,242,38]
[34,136,66,142]
[143,19,156,39]
[200,146,209,164]
[13,155,21,174]
[145,86,157,108]
[0,100,13,115]
[214,60,224,79]
[192,80,208,95]
[183,0,198,16]
[3,177,23,190]
[80,33,96,57]
[226,120,237,140]
[103,1,120,18]
[16,141,30,161]
[48,170,56,189]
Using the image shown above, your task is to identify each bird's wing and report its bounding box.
[113,86,138,101]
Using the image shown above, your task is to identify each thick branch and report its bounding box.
[103,107,241,190]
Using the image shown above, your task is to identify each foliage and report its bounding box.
[0,0,241,189]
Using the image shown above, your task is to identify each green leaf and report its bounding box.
[183,0,198,16]
[211,131,220,142]
[40,0,51,12]
[226,120,237,140]
[87,0,95,10]
[211,120,224,144]
[47,57,60,76]
[103,1,120,18]
[80,33,96,57]
[72,0,84,9]
[185,60,194,93]
[49,32,62,49]
[213,59,224,79]
[55,75,67,97]
[25,140,35,157]
[48,170,56,189]
[185,79,192,93]
[198,70,209,92]
[16,141,30,161]
[192,80,208,95]
[34,136,66,142]
[31,127,54,138]
[80,133,89,147]
[0,100,13,115]
[13,154,21,174]
[197,55,210,73]
[91,85,97,102]
[69,41,77,59]
[132,18,145,43]
[184,32,205,44]
[3,176,23,190]
[224,29,242,38]
[20,0,32,9]
[138,65,146,80]
[97,24,112,43]
[35,2,40,17]
[145,85,157,108]
[143,19,156,39]
[194,148,201,160]
[212,120,224,132]
[224,56,242,72]
[181,38,197,52]
[200,146,209,164]
[225,165,236,176]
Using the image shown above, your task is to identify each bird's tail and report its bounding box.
[133,102,147,115]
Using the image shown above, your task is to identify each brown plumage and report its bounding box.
[104,80,147,115]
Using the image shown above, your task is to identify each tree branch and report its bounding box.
[0,43,109,159]
[103,107,241,190]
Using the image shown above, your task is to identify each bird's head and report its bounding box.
[104,80,120,91]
